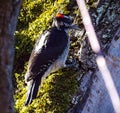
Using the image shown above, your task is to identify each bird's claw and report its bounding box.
[66,59,76,68]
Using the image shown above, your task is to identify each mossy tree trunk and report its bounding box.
[69,0,120,113]
[0,0,21,113]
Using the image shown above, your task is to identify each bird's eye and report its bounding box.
[60,21,64,26]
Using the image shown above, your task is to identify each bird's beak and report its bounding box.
[69,24,80,30]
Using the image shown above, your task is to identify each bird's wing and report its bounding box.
[26,29,68,81]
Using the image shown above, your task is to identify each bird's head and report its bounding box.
[52,13,80,31]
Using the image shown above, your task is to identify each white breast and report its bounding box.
[41,38,70,83]
[48,36,70,72]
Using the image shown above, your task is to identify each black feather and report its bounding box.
[25,27,69,105]
[25,77,41,106]
[26,27,68,81]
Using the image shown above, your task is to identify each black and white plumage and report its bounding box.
[24,13,79,106]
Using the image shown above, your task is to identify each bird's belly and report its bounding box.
[41,39,70,83]
[51,38,70,71]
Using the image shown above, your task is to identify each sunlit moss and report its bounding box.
[14,67,78,113]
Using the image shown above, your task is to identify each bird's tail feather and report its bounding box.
[25,78,41,106]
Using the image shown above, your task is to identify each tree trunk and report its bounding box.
[69,0,120,113]
[0,0,21,113]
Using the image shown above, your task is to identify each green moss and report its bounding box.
[14,67,78,113]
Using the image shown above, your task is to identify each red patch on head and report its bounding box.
[56,13,64,18]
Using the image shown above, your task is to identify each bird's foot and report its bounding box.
[66,59,77,68]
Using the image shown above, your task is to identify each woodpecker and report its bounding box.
[24,13,79,106]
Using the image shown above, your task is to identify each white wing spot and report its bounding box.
[34,32,50,53]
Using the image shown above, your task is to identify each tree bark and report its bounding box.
[0,0,21,113]
[69,0,120,113]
